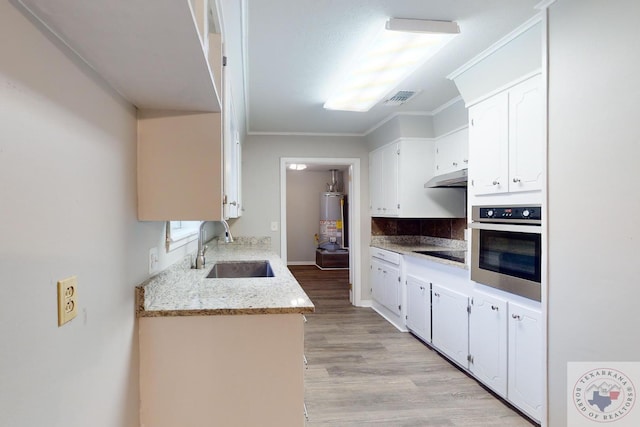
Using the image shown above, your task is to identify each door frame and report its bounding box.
[280,157,362,306]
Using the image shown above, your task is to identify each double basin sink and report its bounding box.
[206,260,274,278]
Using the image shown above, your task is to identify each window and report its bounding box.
[166,221,201,251]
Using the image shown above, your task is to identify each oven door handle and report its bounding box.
[469,222,542,234]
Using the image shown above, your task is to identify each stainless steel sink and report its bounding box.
[206,260,274,278]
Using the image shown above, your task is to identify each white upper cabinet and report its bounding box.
[223,78,242,219]
[469,92,509,195]
[434,128,469,176]
[17,0,222,112]
[381,143,400,216]
[469,74,543,196]
[369,139,466,218]
[508,75,545,193]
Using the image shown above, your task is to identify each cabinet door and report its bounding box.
[405,275,430,342]
[383,264,402,315]
[469,92,509,195]
[381,143,399,216]
[431,284,469,368]
[137,110,223,221]
[435,128,469,176]
[508,75,544,193]
[469,292,508,398]
[369,149,384,214]
[370,258,384,304]
[223,90,241,219]
[508,301,543,422]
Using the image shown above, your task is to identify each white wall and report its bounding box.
[547,0,640,425]
[452,21,542,106]
[0,3,193,425]
[286,170,329,263]
[432,98,469,137]
[235,135,369,297]
[366,114,434,150]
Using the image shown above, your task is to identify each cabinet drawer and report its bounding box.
[370,247,401,265]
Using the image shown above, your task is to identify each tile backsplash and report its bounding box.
[371,217,467,241]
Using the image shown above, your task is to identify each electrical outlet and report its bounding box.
[57,276,78,326]
[270,221,279,232]
[149,247,159,274]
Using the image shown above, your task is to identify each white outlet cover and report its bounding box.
[270,221,278,232]
[149,247,159,274]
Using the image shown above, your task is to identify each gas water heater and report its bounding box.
[318,170,344,251]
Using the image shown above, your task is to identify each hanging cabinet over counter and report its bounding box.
[369,138,466,218]
[15,0,235,221]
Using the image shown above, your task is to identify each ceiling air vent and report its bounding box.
[382,90,418,106]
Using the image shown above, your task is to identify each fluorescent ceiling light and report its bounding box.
[323,18,459,112]
[289,164,307,170]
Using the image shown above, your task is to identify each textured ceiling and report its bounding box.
[229,0,541,136]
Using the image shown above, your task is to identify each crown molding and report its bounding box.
[447,12,543,81]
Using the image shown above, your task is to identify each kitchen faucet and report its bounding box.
[194,220,234,269]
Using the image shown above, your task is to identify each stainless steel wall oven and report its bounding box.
[470,205,542,301]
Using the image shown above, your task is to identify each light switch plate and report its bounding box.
[149,247,159,274]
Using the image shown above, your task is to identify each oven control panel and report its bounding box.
[472,205,541,224]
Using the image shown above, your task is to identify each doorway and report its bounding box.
[280,157,361,306]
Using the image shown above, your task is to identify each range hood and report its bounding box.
[424,168,468,188]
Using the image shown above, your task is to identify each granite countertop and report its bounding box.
[370,238,469,270]
[136,242,315,317]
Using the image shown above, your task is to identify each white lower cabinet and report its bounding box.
[405,274,431,342]
[468,291,508,398]
[431,283,469,369]
[508,301,543,421]
[371,259,401,315]
[376,254,542,423]
[370,248,404,329]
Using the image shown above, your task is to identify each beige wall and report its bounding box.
[0,3,191,425]
[286,169,347,263]
[547,0,640,425]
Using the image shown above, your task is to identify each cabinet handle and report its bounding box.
[230,201,238,206]
[464,159,468,164]
[512,314,521,320]
[419,286,425,290]
[513,177,521,183]
[434,292,440,297]
[492,180,500,186]
[452,162,458,167]
[491,305,499,311]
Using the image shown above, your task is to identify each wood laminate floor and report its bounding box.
[289,265,536,427]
